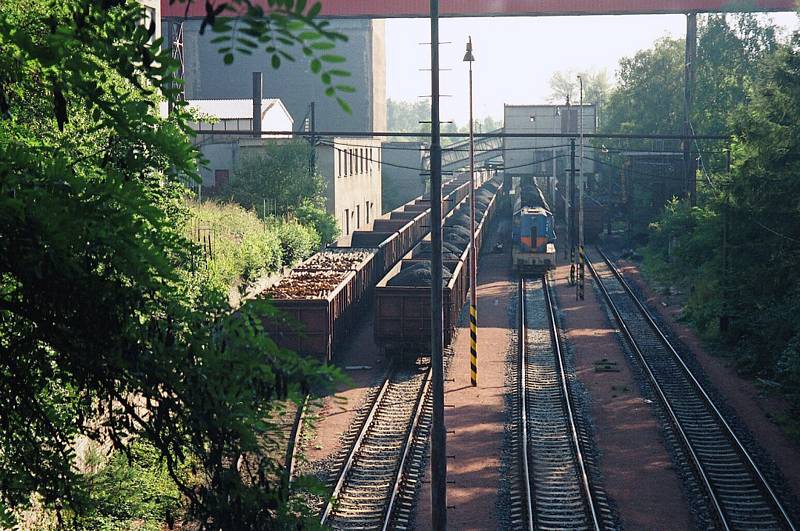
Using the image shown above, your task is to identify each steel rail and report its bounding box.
[542,277,602,531]
[284,393,309,489]
[595,248,796,530]
[586,254,731,529]
[319,377,392,525]
[518,277,535,531]
[381,366,432,531]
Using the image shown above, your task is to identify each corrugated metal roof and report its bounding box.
[187,98,285,120]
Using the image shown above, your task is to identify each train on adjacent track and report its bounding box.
[512,183,557,274]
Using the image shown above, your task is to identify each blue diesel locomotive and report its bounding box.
[512,184,556,273]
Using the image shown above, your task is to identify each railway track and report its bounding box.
[320,362,431,530]
[587,248,796,531]
[283,393,309,491]
[514,276,603,530]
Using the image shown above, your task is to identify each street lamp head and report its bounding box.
[463,36,475,62]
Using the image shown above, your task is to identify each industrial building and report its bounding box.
[315,138,383,237]
[163,17,386,134]
[503,103,596,208]
[187,95,294,188]
[380,142,427,212]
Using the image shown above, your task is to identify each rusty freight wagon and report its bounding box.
[374,259,466,356]
[259,268,358,363]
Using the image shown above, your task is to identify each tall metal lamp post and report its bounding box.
[552,106,560,210]
[577,75,585,300]
[463,36,478,387]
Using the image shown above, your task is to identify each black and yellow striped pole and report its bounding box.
[464,37,478,387]
[578,245,585,301]
[470,302,478,385]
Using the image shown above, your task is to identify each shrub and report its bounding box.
[77,441,187,530]
[294,200,340,247]
[187,200,284,292]
[274,220,319,267]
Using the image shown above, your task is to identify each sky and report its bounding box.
[385,13,799,125]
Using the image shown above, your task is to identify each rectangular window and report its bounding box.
[344,209,350,235]
[356,204,361,229]
[338,150,343,178]
[366,201,370,224]
[214,169,229,189]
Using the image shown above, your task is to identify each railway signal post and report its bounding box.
[569,138,577,286]
[464,36,478,387]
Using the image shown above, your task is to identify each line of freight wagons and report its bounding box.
[258,173,502,362]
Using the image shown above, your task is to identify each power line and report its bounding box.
[191,129,729,140]
[501,153,566,172]
[323,139,574,153]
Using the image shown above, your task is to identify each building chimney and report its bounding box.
[252,72,262,138]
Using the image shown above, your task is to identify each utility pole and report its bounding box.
[463,37,477,387]
[252,72,262,139]
[569,138,576,286]
[577,75,585,301]
[429,1,446,529]
[552,106,560,212]
[721,144,732,333]
[683,13,697,206]
[564,96,571,260]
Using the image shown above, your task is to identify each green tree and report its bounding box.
[387,98,431,133]
[694,14,778,136]
[548,68,611,109]
[602,14,777,137]
[642,29,800,412]
[0,0,344,527]
[219,142,324,214]
[602,38,686,135]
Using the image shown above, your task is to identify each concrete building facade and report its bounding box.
[167,18,386,134]
[503,103,596,178]
[504,103,596,209]
[380,141,427,213]
[315,138,382,236]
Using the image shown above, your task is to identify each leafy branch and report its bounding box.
[196,0,354,112]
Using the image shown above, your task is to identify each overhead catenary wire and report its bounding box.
[327,139,574,153]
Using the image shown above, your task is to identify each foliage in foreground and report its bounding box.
[0,0,346,527]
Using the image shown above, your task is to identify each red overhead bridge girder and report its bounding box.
[162,0,797,18]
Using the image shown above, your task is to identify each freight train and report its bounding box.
[258,172,503,362]
[512,184,556,274]
[374,177,504,356]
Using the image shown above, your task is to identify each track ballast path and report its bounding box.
[513,277,604,530]
[588,248,796,531]
[320,361,430,530]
